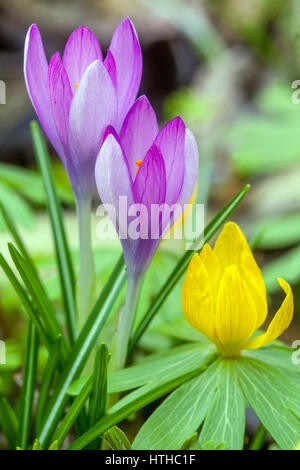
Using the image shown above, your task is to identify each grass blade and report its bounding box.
[128,184,250,356]
[0,253,51,348]
[68,360,211,450]
[31,121,77,344]
[53,377,93,448]
[87,343,109,449]
[0,398,18,449]
[17,322,39,449]
[35,336,62,434]
[8,243,68,358]
[38,255,126,448]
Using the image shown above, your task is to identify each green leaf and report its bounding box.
[53,375,92,448]
[179,432,198,450]
[0,398,18,449]
[132,359,220,450]
[48,440,59,450]
[103,426,132,450]
[199,360,245,450]
[235,356,300,450]
[69,358,213,450]
[87,343,110,449]
[0,253,52,348]
[31,121,77,344]
[129,184,250,355]
[8,243,68,357]
[17,322,39,450]
[33,439,43,450]
[109,343,216,395]
[262,245,300,293]
[35,336,62,434]
[38,255,125,448]
[229,81,300,176]
[0,181,35,229]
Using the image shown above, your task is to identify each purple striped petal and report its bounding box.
[95,133,133,210]
[108,17,142,130]
[48,52,73,158]
[154,117,186,206]
[63,25,103,91]
[132,144,166,210]
[120,95,158,180]
[178,128,198,205]
[104,50,117,90]
[68,59,117,196]
[24,24,64,159]
[95,134,135,269]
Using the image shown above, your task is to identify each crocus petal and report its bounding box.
[120,95,158,180]
[245,279,294,350]
[48,52,73,157]
[95,133,133,212]
[178,129,198,206]
[68,59,117,196]
[182,253,215,341]
[104,50,117,90]
[154,117,186,205]
[214,222,267,328]
[95,134,136,270]
[132,144,166,209]
[62,25,103,91]
[215,265,258,356]
[24,24,64,158]
[108,17,142,129]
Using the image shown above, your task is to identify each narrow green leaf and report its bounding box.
[0,203,36,272]
[48,440,59,450]
[31,121,77,344]
[33,439,43,450]
[0,253,51,348]
[129,184,250,355]
[179,432,198,450]
[38,255,125,448]
[17,322,39,450]
[133,359,220,450]
[199,360,245,450]
[0,398,18,449]
[235,356,300,450]
[8,243,68,358]
[103,426,132,450]
[53,376,93,448]
[87,343,109,449]
[69,358,216,450]
[35,336,62,434]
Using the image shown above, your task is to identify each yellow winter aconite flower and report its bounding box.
[182,222,294,357]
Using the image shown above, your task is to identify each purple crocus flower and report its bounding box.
[24,17,142,199]
[95,95,198,276]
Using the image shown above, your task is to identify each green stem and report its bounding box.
[76,195,94,327]
[116,274,142,369]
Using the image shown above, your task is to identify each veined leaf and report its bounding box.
[199,360,245,450]
[235,356,300,450]
[132,359,220,450]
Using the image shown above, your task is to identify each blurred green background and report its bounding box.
[1,0,300,445]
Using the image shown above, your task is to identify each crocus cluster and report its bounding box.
[95,95,198,276]
[182,222,294,357]
[24,18,142,200]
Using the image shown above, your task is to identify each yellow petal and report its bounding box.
[245,278,294,350]
[241,250,267,328]
[214,222,267,326]
[182,254,215,340]
[215,265,258,356]
[198,243,221,297]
